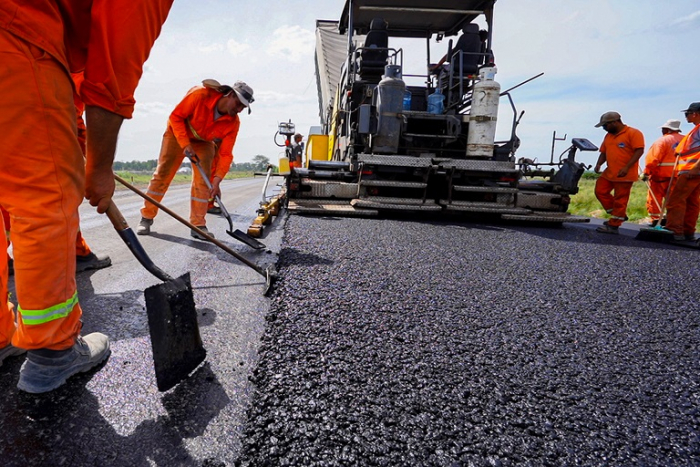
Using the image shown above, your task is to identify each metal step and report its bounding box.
[440,201,532,214]
[360,180,427,189]
[287,199,378,216]
[298,179,358,198]
[352,199,443,211]
[357,196,438,206]
[452,185,518,193]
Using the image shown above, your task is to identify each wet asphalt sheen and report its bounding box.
[1,211,699,466]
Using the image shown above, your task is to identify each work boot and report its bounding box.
[137,217,153,235]
[649,219,659,228]
[685,234,696,241]
[0,343,25,367]
[207,205,222,215]
[17,333,110,394]
[76,252,112,273]
[191,226,214,240]
[596,224,619,235]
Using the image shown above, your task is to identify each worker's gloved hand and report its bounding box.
[210,176,222,199]
[184,145,199,163]
[640,173,649,182]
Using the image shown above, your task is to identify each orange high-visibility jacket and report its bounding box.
[644,132,684,179]
[168,86,241,180]
[0,0,173,119]
[600,125,645,182]
[675,124,700,175]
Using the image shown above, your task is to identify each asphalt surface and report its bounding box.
[236,215,700,467]
[2,184,700,466]
[1,177,284,467]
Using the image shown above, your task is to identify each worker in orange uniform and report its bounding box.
[137,79,253,240]
[642,119,684,226]
[665,102,700,242]
[0,0,173,393]
[593,111,645,234]
[1,73,112,276]
[289,133,304,169]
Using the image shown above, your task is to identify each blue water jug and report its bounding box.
[427,90,444,114]
[403,90,412,111]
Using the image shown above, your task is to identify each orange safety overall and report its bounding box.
[0,0,172,351]
[595,125,645,227]
[665,124,700,237]
[141,86,240,227]
[643,132,684,220]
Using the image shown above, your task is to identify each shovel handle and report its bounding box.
[106,200,130,232]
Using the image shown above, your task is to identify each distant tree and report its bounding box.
[252,155,270,172]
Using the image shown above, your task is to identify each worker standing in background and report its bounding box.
[664,102,700,242]
[642,119,684,226]
[289,133,304,169]
[137,80,253,240]
[0,0,173,393]
[593,111,645,234]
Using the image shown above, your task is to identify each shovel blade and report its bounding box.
[229,229,266,249]
[145,272,206,392]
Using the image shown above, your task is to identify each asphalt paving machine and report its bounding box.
[286,0,595,222]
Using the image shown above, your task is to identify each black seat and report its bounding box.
[450,23,481,75]
[359,18,388,81]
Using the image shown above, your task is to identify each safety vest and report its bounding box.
[676,124,700,174]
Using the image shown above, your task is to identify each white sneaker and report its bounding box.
[137,217,153,235]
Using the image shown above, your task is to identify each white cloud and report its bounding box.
[671,10,700,28]
[266,25,315,63]
[227,39,251,56]
[198,42,224,54]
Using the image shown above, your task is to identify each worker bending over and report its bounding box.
[593,111,645,234]
[0,0,173,393]
[137,80,253,240]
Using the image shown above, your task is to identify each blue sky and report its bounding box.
[117,1,700,170]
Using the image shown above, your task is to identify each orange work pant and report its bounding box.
[645,177,672,220]
[141,127,215,227]
[1,205,92,258]
[0,29,83,350]
[665,173,700,236]
[595,177,633,227]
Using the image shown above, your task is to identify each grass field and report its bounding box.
[570,177,700,230]
[115,171,255,189]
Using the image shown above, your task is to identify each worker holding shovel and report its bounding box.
[137,80,254,240]
[0,0,173,393]
[641,119,684,226]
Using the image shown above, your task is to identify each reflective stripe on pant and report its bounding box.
[141,128,215,226]
[595,177,633,227]
[0,29,83,350]
[665,174,700,236]
[646,177,671,220]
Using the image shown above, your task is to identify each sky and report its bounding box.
[117,0,700,170]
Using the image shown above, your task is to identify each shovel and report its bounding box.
[105,200,206,392]
[115,174,276,295]
[186,151,266,250]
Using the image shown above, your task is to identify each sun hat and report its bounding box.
[594,111,621,128]
[233,81,254,113]
[660,119,682,131]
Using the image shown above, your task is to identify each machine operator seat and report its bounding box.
[359,18,389,81]
[450,23,482,76]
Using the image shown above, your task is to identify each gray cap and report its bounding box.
[233,81,254,113]
[595,111,621,128]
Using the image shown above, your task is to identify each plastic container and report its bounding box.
[427,90,444,114]
[402,90,412,111]
[278,155,290,175]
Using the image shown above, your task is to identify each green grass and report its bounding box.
[115,171,254,188]
[570,177,700,229]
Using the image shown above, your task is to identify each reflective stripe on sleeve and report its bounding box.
[18,291,79,325]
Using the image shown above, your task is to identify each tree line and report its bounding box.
[113,155,274,173]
